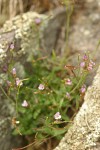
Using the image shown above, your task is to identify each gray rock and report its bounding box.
[69,0,100,60]
[54,65,100,150]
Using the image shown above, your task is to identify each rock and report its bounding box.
[69,0,100,60]
[0,7,67,61]
[0,91,27,150]
[54,65,100,150]
[1,12,48,60]
[41,7,67,55]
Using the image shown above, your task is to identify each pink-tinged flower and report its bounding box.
[83,54,88,61]
[87,66,93,71]
[54,112,61,120]
[87,63,93,71]
[65,78,72,85]
[80,62,85,68]
[22,100,28,107]
[10,43,14,49]
[87,60,95,71]
[80,85,86,93]
[38,84,44,90]
[34,18,41,24]
[66,92,71,99]
[16,78,23,86]
[88,63,93,67]
[12,68,16,76]
[90,60,95,66]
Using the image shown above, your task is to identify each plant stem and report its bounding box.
[70,72,88,94]
[0,84,13,101]
[15,87,20,117]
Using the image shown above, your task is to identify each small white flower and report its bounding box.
[12,68,16,75]
[16,120,20,124]
[16,78,23,86]
[22,100,28,107]
[65,78,72,85]
[10,43,14,49]
[54,112,61,120]
[38,84,44,90]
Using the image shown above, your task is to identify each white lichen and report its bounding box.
[2,12,48,61]
[0,44,7,61]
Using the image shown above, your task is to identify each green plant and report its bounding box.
[1,51,95,145]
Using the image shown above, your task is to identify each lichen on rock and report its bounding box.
[1,12,48,62]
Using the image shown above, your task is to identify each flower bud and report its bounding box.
[12,68,16,76]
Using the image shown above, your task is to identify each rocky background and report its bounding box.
[0,0,100,150]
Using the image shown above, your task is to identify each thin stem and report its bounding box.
[0,84,13,102]
[70,72,87,94]
[12,135,51,150]
[15,87,20,117]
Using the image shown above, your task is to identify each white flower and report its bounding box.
[22,100,28,107]
[16,78,23,86]
[65,78,72,85]
[10,43,14,49]
[12,68,16,75]
[38,84,44,90]
[16,120,20,124]
[54,112,61,120]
